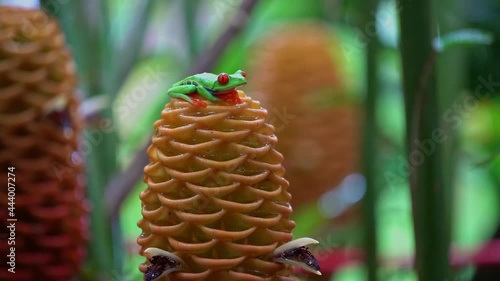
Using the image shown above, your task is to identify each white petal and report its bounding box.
[144,247,171,258]
[273,237,319,256]
[143,247,185,265]
[43,96,68,114]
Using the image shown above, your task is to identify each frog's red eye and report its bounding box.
[218,73,229,85]
[240,71,246,77]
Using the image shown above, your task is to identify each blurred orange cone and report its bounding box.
[248,22,361,209]
[0,7,89,280]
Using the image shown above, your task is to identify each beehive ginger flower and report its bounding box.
[137,71,321,281]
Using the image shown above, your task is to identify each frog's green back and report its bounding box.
[193,72,218,81]
[181,72,218,86]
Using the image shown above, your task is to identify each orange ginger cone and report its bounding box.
[0,6,89,280]
[248,23,361,209]
[138,79,321,280]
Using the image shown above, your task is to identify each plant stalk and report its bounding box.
[361,0,380,280]
[398,0,451,280]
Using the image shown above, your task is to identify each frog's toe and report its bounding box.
[169,92,193,104]
[273,238,321,276]
[144,248,185,281]
[203,93,221,103]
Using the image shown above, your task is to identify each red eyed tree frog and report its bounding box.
[166,70,247,107]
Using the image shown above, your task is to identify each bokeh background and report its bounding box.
[1,0,499,280]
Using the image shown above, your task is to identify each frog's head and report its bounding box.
[212,70,247,92]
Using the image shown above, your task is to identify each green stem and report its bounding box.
[361,1,380,281]
[113,0,155,95]
[434,1,467,274]
[183,0,199,60]
[85,143,114,278]
[85,109,118,279]
[398,0,451,280]
[45,1,122,279]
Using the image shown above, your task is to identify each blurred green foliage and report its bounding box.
[111,0,500,280]
[1,0,498,280]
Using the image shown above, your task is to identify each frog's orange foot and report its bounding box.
[191,97,207,108]
[217,89,242,105]
[187,93,207,108]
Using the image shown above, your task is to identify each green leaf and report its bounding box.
[433,29,494,53]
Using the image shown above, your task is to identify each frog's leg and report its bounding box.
[195,86,221,102]
[166,85,196,103]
